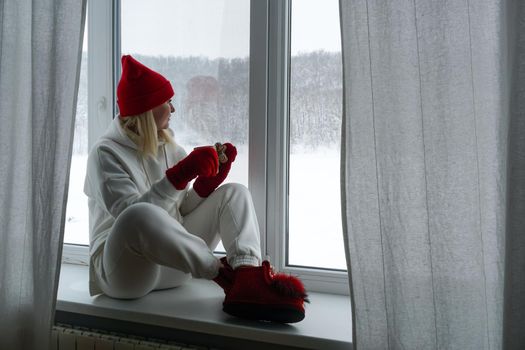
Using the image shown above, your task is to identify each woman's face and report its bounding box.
[152,99,175,130]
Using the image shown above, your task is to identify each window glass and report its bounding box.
[121,0,251,252]
[121,0,249,184]
[288,0,345,270]
[64,11,89,245]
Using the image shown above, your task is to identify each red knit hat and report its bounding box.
[117,55,174,117]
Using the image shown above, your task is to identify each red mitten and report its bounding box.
[166,146,219,190]
[193,143,237,197]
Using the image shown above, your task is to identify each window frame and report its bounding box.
[263,0,348,295]
[62,0,349,295]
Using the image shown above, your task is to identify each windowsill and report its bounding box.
[57,263,352,350]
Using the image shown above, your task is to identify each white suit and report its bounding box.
[84,117,261,298]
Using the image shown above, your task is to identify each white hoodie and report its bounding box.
[84,117,201,295]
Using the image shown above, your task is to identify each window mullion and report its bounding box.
[249,0,270,257]
[265,0,290,271]
[88,0,114,149]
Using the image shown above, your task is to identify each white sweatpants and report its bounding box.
[95,183,262,299]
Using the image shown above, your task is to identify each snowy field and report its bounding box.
[64,146,346,271]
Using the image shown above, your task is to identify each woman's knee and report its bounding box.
[117,202,162,226]
[113,202,174,237]
[217,183,251,200]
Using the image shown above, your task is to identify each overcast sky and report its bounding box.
[84,0,341,58]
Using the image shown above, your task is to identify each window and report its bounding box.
[63,0,348,294]
[263,0,348,293]
[120,0,250,179]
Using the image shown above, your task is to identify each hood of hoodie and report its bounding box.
[100,116,137,150]
[100,115,169,150]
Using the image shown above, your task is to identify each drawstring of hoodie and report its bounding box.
[141,157,152,187]
[163,145,169,169]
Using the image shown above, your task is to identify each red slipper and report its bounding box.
[222,261,309,323]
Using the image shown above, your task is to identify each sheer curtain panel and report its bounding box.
[0,0,86,349]
[340,0,525,349]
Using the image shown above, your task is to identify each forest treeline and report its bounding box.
[73,51,341,154]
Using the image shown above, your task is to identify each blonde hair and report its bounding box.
[120,111,174,158]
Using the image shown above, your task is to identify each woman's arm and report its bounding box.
[93,148,185,218]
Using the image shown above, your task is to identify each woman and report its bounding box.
[84,55,308,323]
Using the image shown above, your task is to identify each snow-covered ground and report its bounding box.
[64,146,346,270]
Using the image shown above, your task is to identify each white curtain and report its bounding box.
[340,0,524,349]
[0,0,86,349]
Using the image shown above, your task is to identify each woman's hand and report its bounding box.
[166,146,219,190]
[193,143,237,197]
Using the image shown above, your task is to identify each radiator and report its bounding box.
[52,324,212,350]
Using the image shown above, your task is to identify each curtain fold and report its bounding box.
[340,0,524,349]
[503,1,525,347]
[0,1,86,349]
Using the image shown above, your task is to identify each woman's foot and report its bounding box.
[214,259,309,323]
